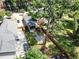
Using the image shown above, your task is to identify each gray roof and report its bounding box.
[23,16,32,25]
[0,19,17,53]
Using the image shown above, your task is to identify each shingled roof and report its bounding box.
[0,18,17,53]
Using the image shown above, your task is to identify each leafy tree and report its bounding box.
[26,0,78,59]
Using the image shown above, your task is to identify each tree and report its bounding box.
[26,0,78,59]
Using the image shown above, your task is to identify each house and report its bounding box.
[0,12,31,59]
[23,15,36,32]
[0,16,17,59]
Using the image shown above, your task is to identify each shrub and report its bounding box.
[26,47,48,59]
[25,32,37,46]
[5,11,12,16]
[0,11,5,21]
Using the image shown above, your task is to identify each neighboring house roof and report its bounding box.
[23,16,37,32]
[0,19,17,53]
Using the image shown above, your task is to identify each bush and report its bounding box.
[26,47,48,59]
[25,32,37,46]
[0,11,5,21]
[16,57,23,59]
[5,11,12,16]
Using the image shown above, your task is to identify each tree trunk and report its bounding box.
[40,28,71,59]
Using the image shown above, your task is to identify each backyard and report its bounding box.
[0,0,79,59]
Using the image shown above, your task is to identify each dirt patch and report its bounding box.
[75,47,79,59]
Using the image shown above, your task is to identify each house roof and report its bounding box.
[0,19,17,53]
